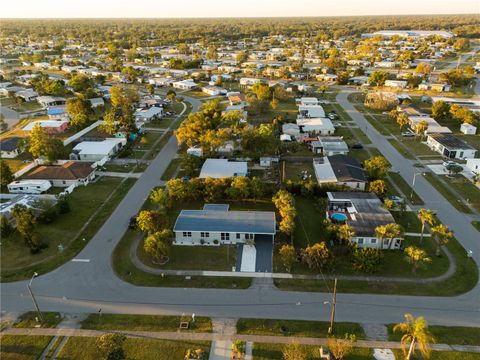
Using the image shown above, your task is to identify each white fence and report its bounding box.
[63,120,104,146]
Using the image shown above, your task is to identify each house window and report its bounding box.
[245,233,254,240]
[357,238,364,244]
[370,239,377,244]
[236,233,241,239]
[183,232,192,237]
[221,233,230,241]
[200,232,209,238]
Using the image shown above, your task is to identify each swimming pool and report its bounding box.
[330,212,348,222]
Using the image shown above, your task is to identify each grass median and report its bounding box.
[388,172,424,206]
[424,173,472,214]
[388,324,480,346]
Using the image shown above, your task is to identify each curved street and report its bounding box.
[1,92,480,327]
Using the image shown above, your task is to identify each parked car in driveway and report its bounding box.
[401,131,415,137]
[350,143,363,149]
[443,160,457,168]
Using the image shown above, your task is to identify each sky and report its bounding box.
[1,0,478,18]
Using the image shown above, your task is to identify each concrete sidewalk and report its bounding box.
[2,327,479,354]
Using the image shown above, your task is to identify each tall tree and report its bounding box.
[144,230,172,263]
[0,160,14,189]
[404,246,431,273]
[431,224,453,256]
[368,180,387,198]
[375,223,403,249]
[336,224,355,244]
[11,205,40,251]
[364,156,391,180]
[302,242,330,271]
[278,244,296,272]
[417,209,435,244]
[394,314,435,360]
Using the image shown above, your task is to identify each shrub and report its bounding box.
[213,239,219,244]
[200,239,205,245]
[56,196,71,214]
[351,246,384,273]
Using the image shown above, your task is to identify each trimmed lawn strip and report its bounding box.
[392,350,480,360]
[1,178,136,282]
[57,337,210,360]
[424,173,472,214]
[81,313,212,332]
[160,158,180,180]
[237,318,365,339]
[472,221,480,232]
[389,172,424,205]
[137,242,237,271]
[274,232,478,296]
[112,229,252,289]
[0,335,53,360]
[252,343,372,360]
[391,211,422,233]
[441,175,480,213]
[388,324,480,345]
[14,312,62,329]
[388,139,416,160]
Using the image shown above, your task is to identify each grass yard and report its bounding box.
[282,161,315,182]
[392,350,480,360]
[472,221,480,232]
[388,324,480,345]
[441,175,480,212]
[274,230,477,296]
[252,343,373,360]
[424,173,472,213]
[0,335,53,360]
[134,131,163,150]
[293,197,328,248]
[81,313,212,332]
[112,229,252,289]
[388,172,424,205]
[160,158,180,180]
[137,242,237,271]
[14,312,62,328]
[56,337,210,360]
[237,318,365,338]
[1,177,136,282]
[391,211,422,233]
[388,139,416,160]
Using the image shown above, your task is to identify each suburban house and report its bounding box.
[71,138,127,162]
[16,88,38,102]
[37,96,66,108]
[22,120,69,134]
[384,80,408,89]
[7,180,52,194]
[298,104,326,119]
[426,133,477,159]
[202,86,226,96]
[282,123,301,139]
[134,107,163,122]
[173,203,276,246]
[25,161,96,187]
[408,116,452,134]
[88,97,105,108]
[173,79,197,90]
[296,97,319,106]
[326,192,403,250]
[239,77,262,86]
[0,137,22,158]
[310,136,348,156]
[199,159,248,179]
[296,117,335,135]
[466,158,480,174]
[313,155,367,190]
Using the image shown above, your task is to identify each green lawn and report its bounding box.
[1,177,136,282]
[237,318,365,339]
[135,131,163,151]
[137,242,237,271]
[424,173,472,213]
[112,229,252,289]
[282,161,315,182]
[442,175,480,212]
[472,221,480,232]
[252,343,372,360]
[388,324,480,345]
[56,337,210,360]
[14,312,62,329]
[388,139,416,160]
[160,158,180,180]
[81,313,212,332]
[293,197,329,248]
[388,172,424,205]
[274,230,477,296]
[0,335,53,360]
[391,211,422,233]
[392,350,480,360]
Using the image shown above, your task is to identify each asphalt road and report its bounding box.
[1,94,480,327]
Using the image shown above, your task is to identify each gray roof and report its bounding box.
[174,209,276,235]
[429,133,474,151]
[203,204,230,211]
[328,155,366,182]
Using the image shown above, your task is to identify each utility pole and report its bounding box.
[27,273,44,323]
[328,278,337,334]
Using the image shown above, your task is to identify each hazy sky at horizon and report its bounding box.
[1,0,478,18]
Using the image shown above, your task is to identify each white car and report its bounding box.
[443,160,457,168]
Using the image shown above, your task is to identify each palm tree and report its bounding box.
[394,313,435,360]
[375,223,403,250]
[337,224,355,245]
[404,246,431,273]
[417,209,435,244]
[431,224,453,256]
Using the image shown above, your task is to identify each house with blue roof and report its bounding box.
[173,204,276,246]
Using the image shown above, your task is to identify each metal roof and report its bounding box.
[203,204,230,211]
[174,209,276,235]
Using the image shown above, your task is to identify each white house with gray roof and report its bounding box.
[173,204,276,246]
